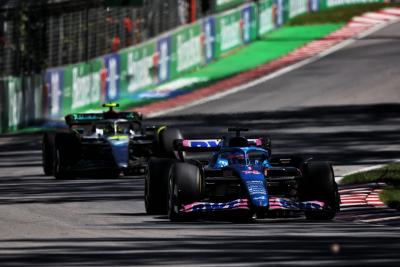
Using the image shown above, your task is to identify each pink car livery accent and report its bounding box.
[181,199,250,213]
[269,197,326,210]
[180,198,326,213]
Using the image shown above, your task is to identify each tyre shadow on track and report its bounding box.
[147,103,400,166]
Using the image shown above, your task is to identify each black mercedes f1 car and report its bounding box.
[42,103,182,179]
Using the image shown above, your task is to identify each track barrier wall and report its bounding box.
[0,0,385,133]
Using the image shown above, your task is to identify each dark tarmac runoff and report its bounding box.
[0,22,400,266]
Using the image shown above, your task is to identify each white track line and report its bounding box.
[382,8,400,15]
[358,216,400,223]
[365,12,399,20]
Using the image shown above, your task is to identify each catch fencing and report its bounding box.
[0,0,387,134]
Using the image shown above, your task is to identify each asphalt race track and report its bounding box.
[0,23,400,266]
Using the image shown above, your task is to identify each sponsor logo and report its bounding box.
[106,56,120,101]
[242,170,261,175]
[157,37,171,83]
[220,15,241,52]
[242,6,252,43]
[184,139,221,148]
[71,67,101,110]
[275,0,284,26]
[203,17,216,62]
[176,28,202,72]
[50,72,62,116]
[8,79,22,128]
[246,180,267,195]
[259,4,274,35]
[127,48,154,92]
[309,0,319,12]
[289,0,308,18]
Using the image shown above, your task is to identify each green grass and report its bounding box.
[341,162,400,185]
[289,3,400,25]
[380,187,400,210]
[184,23,343,82]
[341,162,400,210]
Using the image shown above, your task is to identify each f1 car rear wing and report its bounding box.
[64,103,142,126]
[173,137,270,152]
[65,112,142,126]
[174,139,221,152]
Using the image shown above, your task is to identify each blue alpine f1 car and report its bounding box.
[145,128,340,221]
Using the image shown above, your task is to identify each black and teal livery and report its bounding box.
[42,103,182,179]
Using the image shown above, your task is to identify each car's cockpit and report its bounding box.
[71,119,141,137]
[210,147,271,168]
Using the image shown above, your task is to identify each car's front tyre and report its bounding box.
[145,158,177,214]
[168,162,203,221]
[300,161,340,220]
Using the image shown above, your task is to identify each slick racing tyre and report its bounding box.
[168,162,202,221]
[42,133,55,176]
[54,146,68,180]
[158,127,183,159]
[300,161,340,220]
[145,158,177,215]
[53,133,79,180]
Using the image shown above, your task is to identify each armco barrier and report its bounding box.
[0,0,387,134]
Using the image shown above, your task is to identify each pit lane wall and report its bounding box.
[0,0,385,134]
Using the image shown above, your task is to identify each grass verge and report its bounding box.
[341,162,400,209]
[289,3,400,25]
[380,187,400,210]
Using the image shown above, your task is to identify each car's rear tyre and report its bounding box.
[53,134,79,180]
[42,133,55,176]
[168,162,202,221]
[300,161,340,220]
[145,158,177,215]
[158,127,183,159]
[54,146,69,180]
